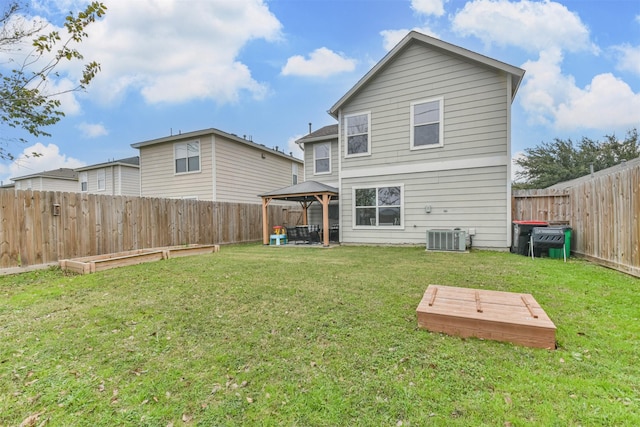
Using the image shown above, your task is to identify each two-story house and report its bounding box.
[75,156,140,196]
[131,128,303,202]
[298,31,525,249]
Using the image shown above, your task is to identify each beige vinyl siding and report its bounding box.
[25,177,78,193]
[45,178,78,192]
[139,137,214,200]
[340,165,508,248]
[340,43,508,170]
[86,169,110,194]
[304,139,339,184]
[215,136,303,204]
[119,166,140,196]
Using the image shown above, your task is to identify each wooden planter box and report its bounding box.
[59,244,220,274]
[417,285,556,349]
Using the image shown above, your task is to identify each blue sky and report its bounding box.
[1,0,639,184]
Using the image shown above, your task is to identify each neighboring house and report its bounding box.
[131,128,304,202]
[297,31,525,249]
[75,156,140,196]
[11,168,78,193]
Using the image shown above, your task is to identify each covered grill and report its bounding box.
[530,227,567,262]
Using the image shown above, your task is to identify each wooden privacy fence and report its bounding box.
[512,163,640,277]
[0,189,301,269]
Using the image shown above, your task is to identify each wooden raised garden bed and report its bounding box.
[59,244,220,275]
[416,285,556,349]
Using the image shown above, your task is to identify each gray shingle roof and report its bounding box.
[75,156,140,171]
[259,180,338,202]
[11,168,78,181]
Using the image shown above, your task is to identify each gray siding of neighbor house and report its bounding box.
[83,166,140,196]
[84,169,101,193]
[119,166,141,196]
[139,135,214,200]
[214,136,301,204]
[16,177,77,192]
[304,139,339,185]
[337,42,512,248]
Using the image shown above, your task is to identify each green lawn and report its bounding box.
[1,244,638,426]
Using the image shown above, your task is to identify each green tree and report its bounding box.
[0,1,106,160]
[514,128,639,188]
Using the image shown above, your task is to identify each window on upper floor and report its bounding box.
[80,172,88,192]
[314,142,330,174]
[97,169,105,191]
[345,112,370,157]
[354,185,402,227]
[292,163,298,185]
[175,141,200,174]
[411,97,443,149]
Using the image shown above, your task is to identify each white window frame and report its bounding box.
[344,111,371,158]
[174,140,201,174]
[410,97,444,150]
[292,163,298,185]
[352,184,404,229]
[97,169,105,191]
[313,142,331,175]
[80,172,88,192]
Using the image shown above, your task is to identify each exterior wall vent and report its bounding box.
[426,229,466,252]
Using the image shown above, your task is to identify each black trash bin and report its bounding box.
[511,220,548,256]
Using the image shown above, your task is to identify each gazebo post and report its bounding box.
[299,201,311,225]
[262,197,272,245]
[315,193,332,247]
[321,194,331,247]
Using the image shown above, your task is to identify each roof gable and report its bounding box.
[329,31,525,118]
[76,156,140,172]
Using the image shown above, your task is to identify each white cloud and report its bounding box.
[77,122,108,138]
[519,48,580,126]
[613,44,640,76]
[380,27,440,51]
[0,143,85,182]
[281,47,356,77]
[519,50,640,131]
[452,0,597,54]
[286,135,304,160]
[57,0,283,105]
[555,73,640,130]
[411,0,447,17]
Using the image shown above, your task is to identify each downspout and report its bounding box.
[211,134,217,201]
[338,109,343,243]
[506,73,513,249]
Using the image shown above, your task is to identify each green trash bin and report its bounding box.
[549,226,571,259]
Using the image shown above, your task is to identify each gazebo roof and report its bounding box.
[259,180,338,202]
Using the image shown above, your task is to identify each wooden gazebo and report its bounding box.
[259,181,339,247]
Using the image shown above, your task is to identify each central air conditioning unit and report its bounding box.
[426,229,466,252]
